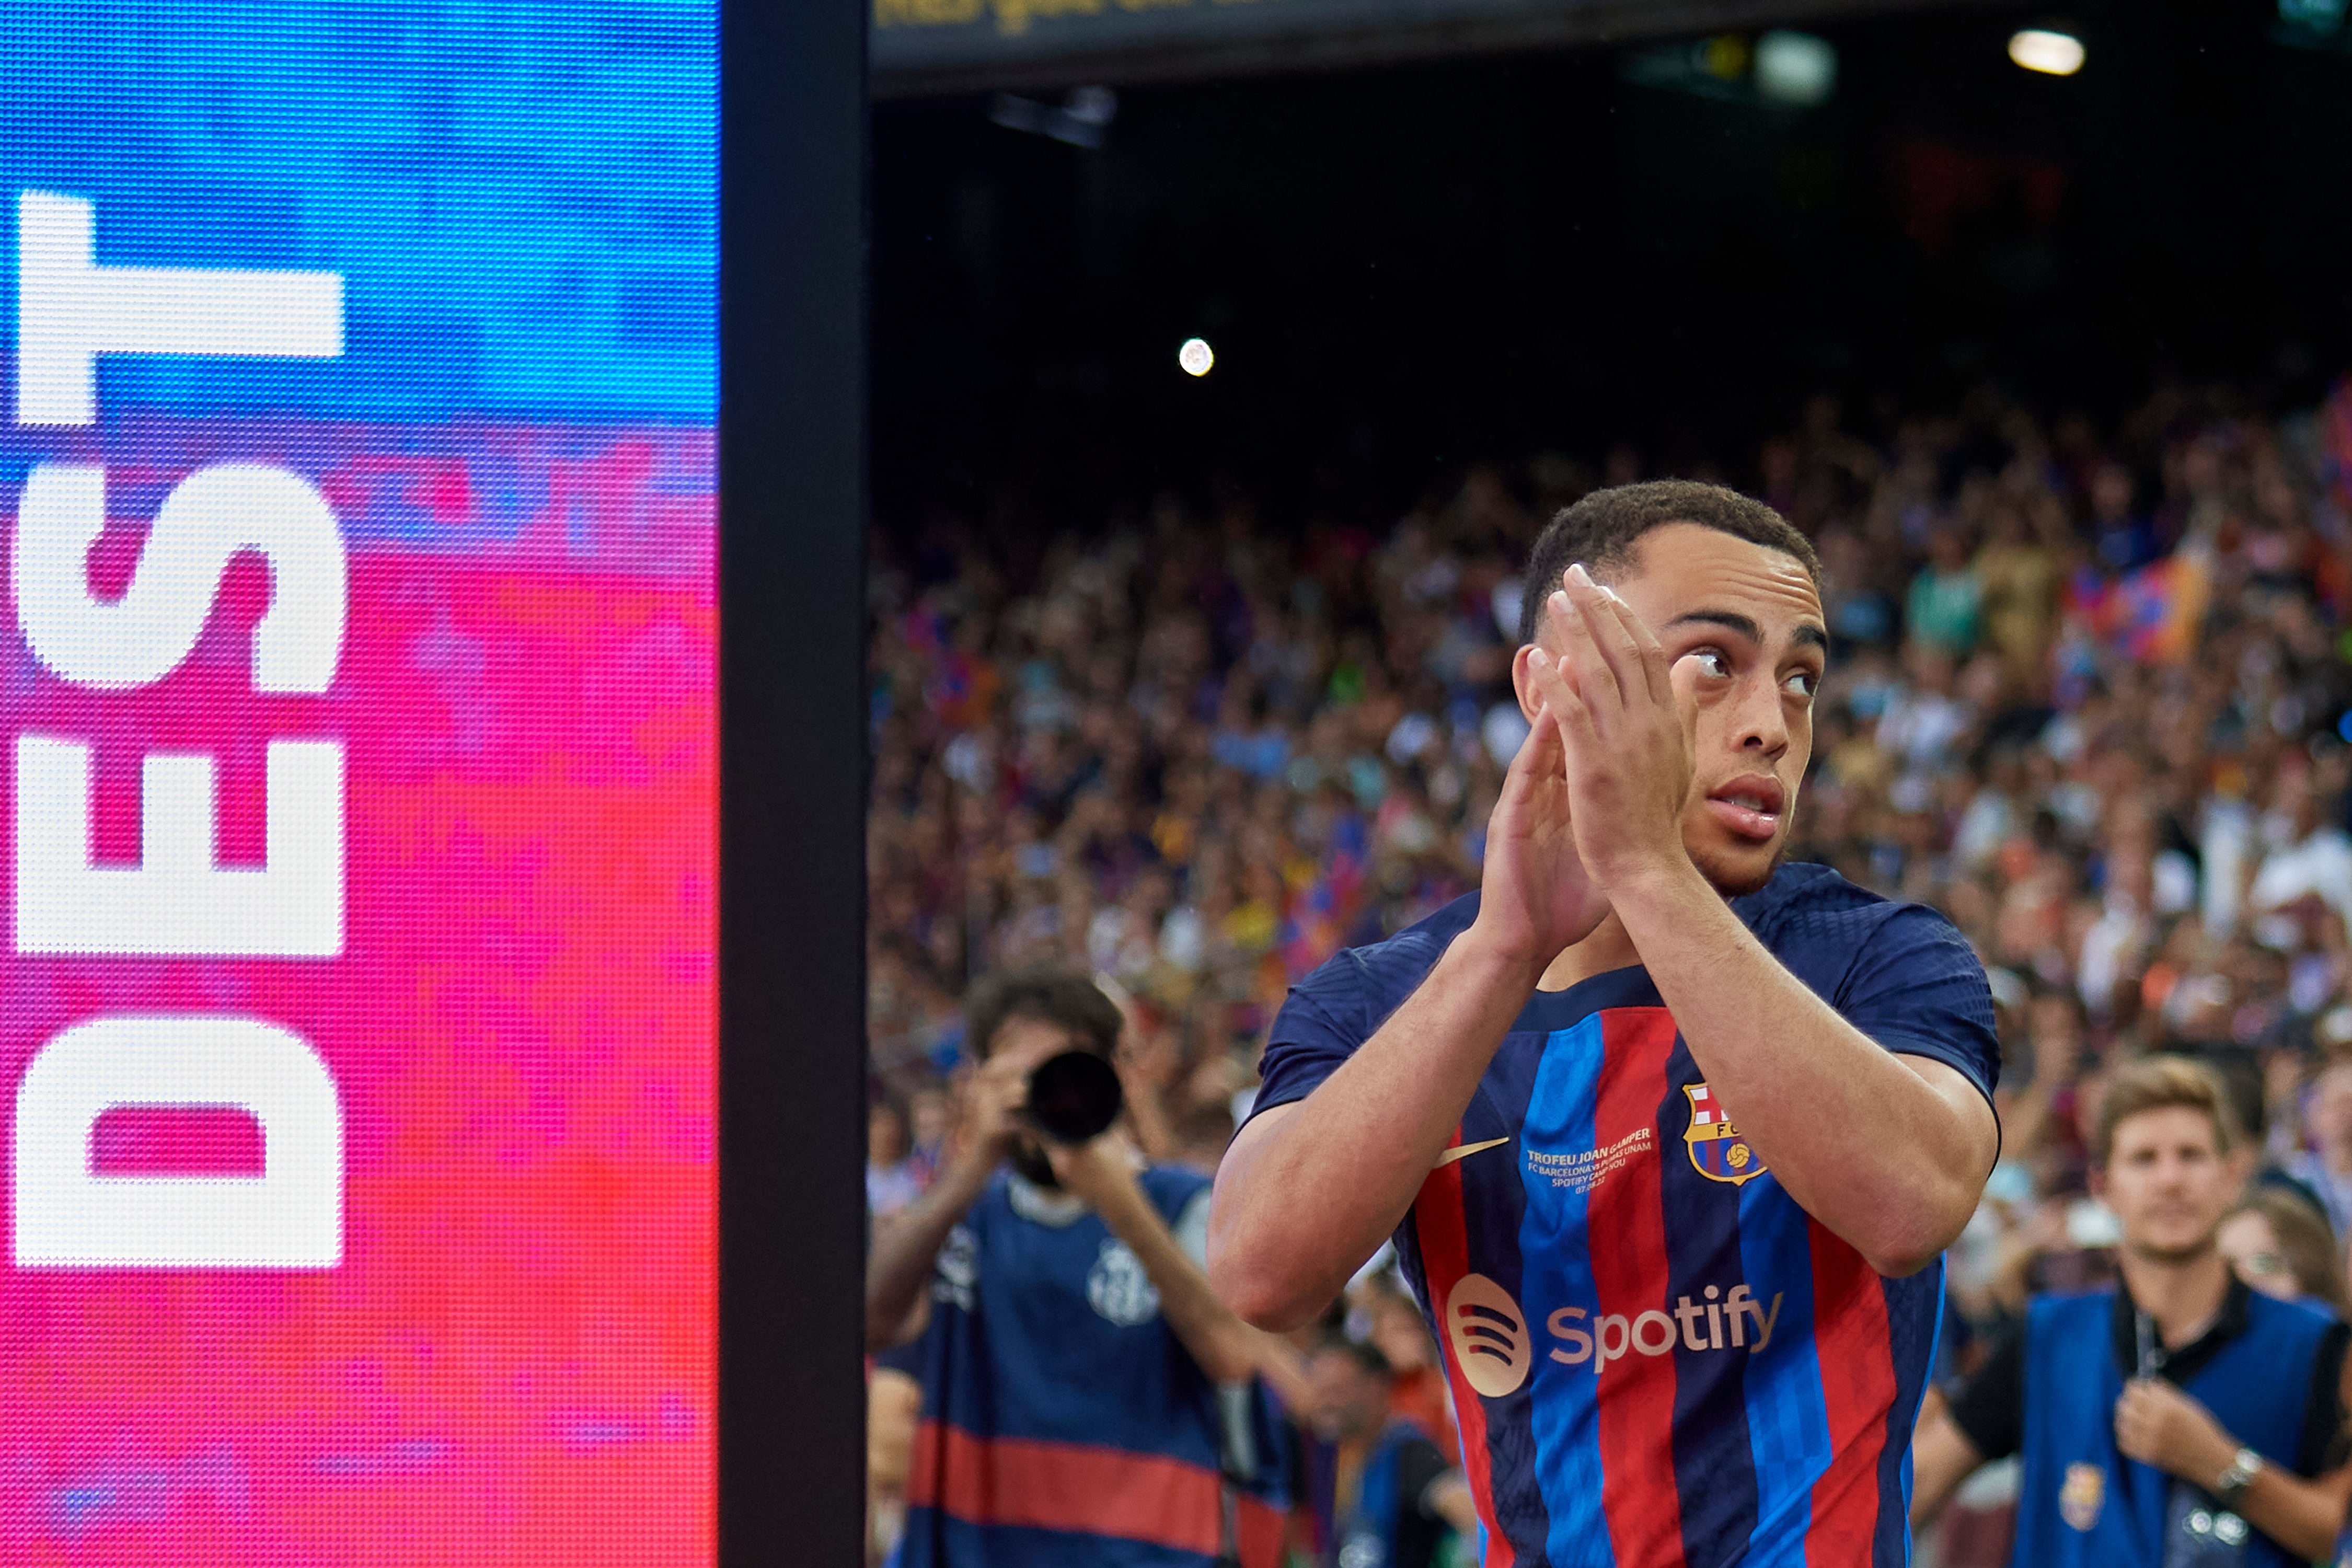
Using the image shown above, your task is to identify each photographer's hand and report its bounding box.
[2114,1378,2234,1482]
[2113,1378,2349,1560]
[1045,1129,1142,1212]
[959,1052,1029,1165]
[863,1062,1024,1352]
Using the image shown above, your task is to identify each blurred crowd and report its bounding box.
[864,373,2352,1563]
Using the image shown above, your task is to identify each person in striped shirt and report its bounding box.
[1209,481,2001,1566]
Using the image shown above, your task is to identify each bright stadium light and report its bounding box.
[1755,31,1837,106]
[2009,28,2085,75]
[1179,337,1215,377]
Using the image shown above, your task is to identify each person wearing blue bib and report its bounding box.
[1914,1057,2352,1565]
[866,968,1292,1567]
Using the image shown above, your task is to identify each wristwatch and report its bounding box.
[2212,1447,2264,1501]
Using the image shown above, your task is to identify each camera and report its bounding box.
[1025,1050,1123,1145]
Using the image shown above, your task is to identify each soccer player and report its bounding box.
[1208,481,2002,1565]
[1912,1057,2350,1565]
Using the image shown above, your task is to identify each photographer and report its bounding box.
[1912,1057,2351,1566]
[866,967,1286,1567]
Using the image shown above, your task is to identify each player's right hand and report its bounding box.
[959,1053,1030,1161]
[1468,672,1610,973]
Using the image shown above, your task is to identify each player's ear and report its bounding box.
[1511,642,1542,723]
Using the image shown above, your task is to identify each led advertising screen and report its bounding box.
[0,5,715,1563]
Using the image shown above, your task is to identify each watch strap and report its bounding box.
[2212,1446,2263,1498]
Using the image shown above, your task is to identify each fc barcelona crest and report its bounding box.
[2059,1462,2104,1531]
[1684,1083,1767,1186]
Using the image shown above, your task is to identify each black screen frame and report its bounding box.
[718,0,868,1560]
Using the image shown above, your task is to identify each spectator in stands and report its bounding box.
[2220,1186,2350,1318]
[1906,523,1982,656]
[868,1098,924,1225]
[2282,1062,2352,1240]
[906,1083,954,1189]
[1301,1338,1475,1568]
[864,967,1289,1567]
[1359,1279,1454,1449]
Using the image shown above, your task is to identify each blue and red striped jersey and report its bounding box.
[891,1165,1290,1568]
[1251,863,1999,1568]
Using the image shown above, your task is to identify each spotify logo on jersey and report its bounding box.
[1442,1272,1792,1399]
[1445,1273,1532,1397]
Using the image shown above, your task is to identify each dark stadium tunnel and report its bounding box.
[872,0,2352,536]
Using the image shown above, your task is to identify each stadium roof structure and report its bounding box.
[871,0,1994,97]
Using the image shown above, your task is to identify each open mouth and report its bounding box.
[1704,776,1786,843]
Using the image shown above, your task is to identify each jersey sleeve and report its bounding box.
[1247,952,1370,1123]
[1836,904,2001,1110]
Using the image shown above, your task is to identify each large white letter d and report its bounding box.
[13,1015,343,1269]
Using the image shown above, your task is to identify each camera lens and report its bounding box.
[1026,1050,1123,1144]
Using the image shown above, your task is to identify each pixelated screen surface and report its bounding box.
[0,4,714,1562]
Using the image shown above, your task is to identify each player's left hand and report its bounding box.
[1046,1129,1142,1212]
[2114,1377,2237,1483]
[1521,562,1697,893]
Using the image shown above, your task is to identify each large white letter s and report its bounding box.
[14,462,347,693]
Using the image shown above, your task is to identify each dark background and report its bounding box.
[720,0,866,1563]
[872,0,2352,530]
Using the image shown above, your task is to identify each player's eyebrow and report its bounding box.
[1666,609,1828,654]
[1667,609,1759,642]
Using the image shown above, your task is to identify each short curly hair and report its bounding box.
[964,966,1123,1060]
[1518,480,1821,647]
